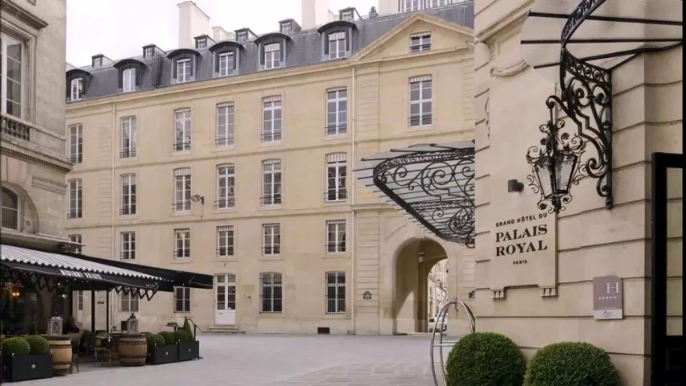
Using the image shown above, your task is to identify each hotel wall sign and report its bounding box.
[593,276,623,320]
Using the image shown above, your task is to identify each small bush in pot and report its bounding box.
[1,337,31,356]
[158,331,175,346]
[524,342,620,386]
[173,330,192,343]
[24,335,50,355]
[146,334,165,353]
[182,317,193,337]
[445,332,525,386]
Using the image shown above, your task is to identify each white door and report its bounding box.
[215,274,236,325]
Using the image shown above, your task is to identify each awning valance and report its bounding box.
[355,142,475,248]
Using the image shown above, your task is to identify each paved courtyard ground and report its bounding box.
[21,334,444,386]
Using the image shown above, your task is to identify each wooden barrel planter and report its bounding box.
[45,336,72,374]
[118,334,147,366]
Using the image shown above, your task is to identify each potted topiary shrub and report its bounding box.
[175,330,198,361]
[445,332,526,386]
[146,333,178,365]
[524,342,620,386]
[1,336,53,382]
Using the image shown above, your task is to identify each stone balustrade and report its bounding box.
[1,113,31,142]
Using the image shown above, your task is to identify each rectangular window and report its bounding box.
[216,103,235,146]
[70,78,83,102]
[68,125,83,164]
[173,168,191,212]
[174,228,191,259]
[121,116,137,158]
[120,231,136,260]
[264,43,281,69]
[262,224,281,255]
[326,153,347,201]
[262,160,282,205]
[1,33,24,117]
[280,23,292,34]
[174,109,191,151]
[144,47,154,58]
[326,220,346,253]
[400,0,421,12]
[217,226,234,257]
[328,32,347,60]
[216,164,235,209]
[69,234,82,254]
[77,291,83,311]
[68,179,82,219]
[410,32,431,52]
[197,39,207,49]
[409,76,432,126]
[341,11,354,22]
[174,287,191,313]
[262,96,282,142]
[176,58,191,83]
[326,272,346,314]
[120,292,139,313]
[260,272,282,313]
[122,68,136,92]
[425,0,452,8]
[326,88,347,135]
[218,52,234,77]
[120,174,136,215]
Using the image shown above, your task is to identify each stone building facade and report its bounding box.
[64,2,477,335]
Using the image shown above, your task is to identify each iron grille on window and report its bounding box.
[326,220,346,253]
[326,153,347,202]
[217,247,234,256]
[67,210,82,219]
[172,200,191,212]
[409,76,432,127]
[262,245,281,255]
[119,205,136,215]
[173,140,191,151]
[217,226,234,257]
[410,33,431,52]
[214,198,235,208]
[326,272,346,314]
[120,148,137,158]
[260,195,282,206]
[260,272,283,313]
[120,250,136,260]
[263,224,281,255]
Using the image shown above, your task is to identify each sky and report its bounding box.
[66,0,377,66]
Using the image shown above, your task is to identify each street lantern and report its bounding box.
[49,313,63,336]
[126,313,138,334]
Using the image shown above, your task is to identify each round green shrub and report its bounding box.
[146,334,166,352]
[25,335,50,355]
[173,330,193,343]
[1,337,31,357]
[524,342,620,386]
[446,332,525,386]
[158,331,175,345]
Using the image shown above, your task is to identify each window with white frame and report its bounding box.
[326,153,347,201]
[68,125,83,164]
[120,231,135,260]
[236,31,248,43]
[77,290,84,311]
[174,109,191,151]
[173,168,191,212]
[144,47,154,59]
[217,226,234,257]
[326,88,347,135]
[120,292,139,313]
[218,52,235,77]
[326,272,346,314]
[262,224,281,255]
[341,11,354,22]
[328,32,347,60]
[196,39,207,49]
[326,220,346,253]
[409,76,432,126]
[176,58,192,82]
[70,78,83,102]
[69,234,82,254]
[264,43,281,69]
[174,287,191,313]
[1,33,25,117]
[262,160,282,205]
[410,32,431,52]
[122,68,136,92]
[1,187,19,230]
[280,22,292,34]
[425,0,453,8]
[400,0,421,12]
[120,174,136,215]
[216,103,235,146]
[68,179,82,219]
[174,228,191,259]
[262,96,282,142]
[260,272,282,313]
[216,164,235,208]
[121,116,137,158]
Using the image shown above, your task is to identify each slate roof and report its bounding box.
[69,2,474,102]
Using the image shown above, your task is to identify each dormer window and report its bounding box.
[278,19,301,35]
[70,78,83,101]
[280,22,292,35]
[218,52,234,76]
[167,48,200,84]
[209,41,243,78]
[66,68,91,102]
[144,47,154,58]
[113,58,144,93]
[410,32,432,52]
[400,0,421,12]
[264,43,281,69]
[122,68,136,92]
[318,21,356,61]
[93,57,102,67]
[197,39,207,49]
[341,11,353,22]
[256,33,291,71]
[328,32,347,60]
[177,58,191,82]
[236,31,248,43]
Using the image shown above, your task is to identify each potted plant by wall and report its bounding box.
[175,329,198,361]
[1,336,53,382]
[146,333,177,365]
[524,342,620,386]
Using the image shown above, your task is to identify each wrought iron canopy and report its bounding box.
[355,142,475,248]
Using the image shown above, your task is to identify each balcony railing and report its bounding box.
[172,201,191,212]
[324,189,347,202]
[67,210,82,219]
[409,114,433,127]
[260,132,282,142]
[172,141,191,152]
[215,137,234,147]
[67,155,82,164]
[262,246,281,255]
[260,195,282,206]
[214,198,235,209]
[326,243,346,253]
[173,250,191,259]
[325,125,347,136]
[216,247,234,257]
[120,205,136,215]
[0,113,31,142]
[120,251,136,260]
[120,148,137,158]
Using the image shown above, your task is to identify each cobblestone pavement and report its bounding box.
[21,334,442,386]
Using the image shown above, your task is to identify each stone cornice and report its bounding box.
[475,1,531,43]
[1,0,49,30]
[1,143,71,174]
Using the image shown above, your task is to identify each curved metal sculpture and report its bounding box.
[430,300,476,386]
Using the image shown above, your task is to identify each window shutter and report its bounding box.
[214,52,220,73]
[66,78,71,98]
[324,35,329,55]
[172,60,178,79]
[346,30,351,51]
[280,41,285,63]
[260,45,265,65]
[233,51,238,69]
[135,67,141,87]
[190,57,195,77]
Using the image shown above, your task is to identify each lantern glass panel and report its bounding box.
[535,158,554,198]
[555,154,577,193]
[49,315,63,336]
[127,313,139,333]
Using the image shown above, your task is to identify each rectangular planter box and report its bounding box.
[146,345,178,365]
[178,341,199,361]
[2,354,53,382]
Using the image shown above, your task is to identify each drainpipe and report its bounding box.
[350,65,356,335]
[110,103,117,331]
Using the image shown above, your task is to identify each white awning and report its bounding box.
[354,141,475,247]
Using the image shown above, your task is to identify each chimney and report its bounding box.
[378,0,399,15]
[178,1,210,49]
[301,0,330,30]
[212,26,235,42]
[369,6,378,18]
